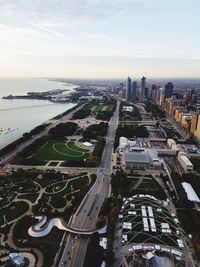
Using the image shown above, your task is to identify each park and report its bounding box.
[32,139,90,161]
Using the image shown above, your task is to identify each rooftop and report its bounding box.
[182,182,200,202]
[124,151,150,163]
[119,195,189,267]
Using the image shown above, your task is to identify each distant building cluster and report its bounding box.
[119,77,175,105]
[125,76,146,103]
[121,76,200,141]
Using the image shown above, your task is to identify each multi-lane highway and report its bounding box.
[57,100,120,267]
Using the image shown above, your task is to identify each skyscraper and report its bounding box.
[165,82,174,99]
[159,87,165,106]
[140,76,146,102]
[131,81,137,102]
[151,84,157,102]
[126,76,132,102]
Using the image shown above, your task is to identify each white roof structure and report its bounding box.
[149,218,156,232]
[171,249,182,257]
[141,206,147,217]
[82,141,93,147]
[143,217,149,232]
[142,251,155,260]
[100,238,107,249]
[118,137,129,149]
[181,182,200,202]
[122,106,133,112]
[133,245,143,250]
[123,222,132,230]
[161,223,170,229]
[148,206,154,217]
[177,239,184,248]
[122,235,128,241]
[128,211,136,215]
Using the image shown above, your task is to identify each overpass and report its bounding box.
[28,215,102,238]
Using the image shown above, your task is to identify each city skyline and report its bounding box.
[0,0,200,78]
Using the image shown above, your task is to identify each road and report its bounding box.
[57,100,120,267]
[0,104,83,166]
[166,115,189,140]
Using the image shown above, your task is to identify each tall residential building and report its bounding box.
[126,76,132,102]
[140,76,146,102]
[131,81,137,102]
[165,82,174,99]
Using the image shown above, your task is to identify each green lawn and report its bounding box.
[91,104,112,112]
[32,139,89,161]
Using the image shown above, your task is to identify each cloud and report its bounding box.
[29,22,67,37]
[0,0,146,24]
[87,33,112,40]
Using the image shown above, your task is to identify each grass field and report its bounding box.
[91,104,112,112]
[32,139,89,161]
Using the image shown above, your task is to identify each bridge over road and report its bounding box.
[28,215,105,237]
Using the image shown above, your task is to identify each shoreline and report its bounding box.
[2,88,72,102]
[0,79,79,150]
[0,103,79,164]
[0,101,76,150]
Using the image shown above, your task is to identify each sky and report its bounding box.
[0,0,200,79]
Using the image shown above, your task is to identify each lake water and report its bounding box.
[0,78,77,149]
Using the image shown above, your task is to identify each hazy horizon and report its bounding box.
[0,0,200,78]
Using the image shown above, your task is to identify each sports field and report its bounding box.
[32,139,89,161]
